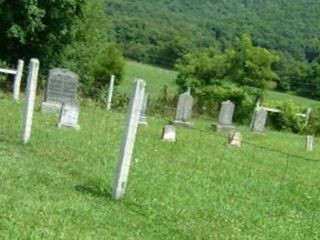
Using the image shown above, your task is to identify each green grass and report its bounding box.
[0,94,319,239]
[119,61,178,96]
[265,90,320,108]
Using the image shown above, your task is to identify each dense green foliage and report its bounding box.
[61,0,125,97]
[105,0,320,65]
[174,34,278,123]
[0,0,83,68]
[0,0,124,96]
[105,0,320,100]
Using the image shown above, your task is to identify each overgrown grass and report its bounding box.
[0,94,319,239]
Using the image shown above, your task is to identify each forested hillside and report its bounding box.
[106,0,320,66]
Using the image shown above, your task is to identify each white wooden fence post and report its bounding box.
[22,59,40,144]
[107,75,115,111]
[13,59,24,101]
[112,79,145,200]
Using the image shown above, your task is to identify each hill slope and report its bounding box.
[105,0,320,66]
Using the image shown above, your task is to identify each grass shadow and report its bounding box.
[75,184,112,200]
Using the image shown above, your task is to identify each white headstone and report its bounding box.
[162,125,177,142]
[58,103,80,130]
[173,91,193,126]
[217,100,235,132]
[251,107,268,133]
[229,132,242,147]
[107,75,115,111]
[21,59,39,144]
[112,79,146,200]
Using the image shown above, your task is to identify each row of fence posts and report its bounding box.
[0,59,24,101]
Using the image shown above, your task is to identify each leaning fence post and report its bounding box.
[22,59,39,144]
[13,59,24,101]
[112,79,146,200]
[107,75,115,111]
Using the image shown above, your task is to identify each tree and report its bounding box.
[61,0,124,97]
[228,34,279,89]
[176,34,279,91]
[0,0,84,68]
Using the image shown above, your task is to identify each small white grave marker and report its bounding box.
[228,132,242,148]
[58,103,80,130]
[162,125,177,142]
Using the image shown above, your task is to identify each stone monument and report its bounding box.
[58,103,80,130]
[216,100,235,132]
[228,132,242,148]
[251,107,268,133]
[173,91,193,126]
[162,125,177,142]
[42,68,79,114]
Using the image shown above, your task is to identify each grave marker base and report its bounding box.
[41,102,62,114]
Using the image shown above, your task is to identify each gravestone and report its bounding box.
[139,93,148,125]
[216,100,235,132]
[162,125,177,142]
[173,91,193,126]
[306,135,314,152]
[41,68,79,114]
[58,103,80,130]
[228,132,242,148]
[251,107,268,133]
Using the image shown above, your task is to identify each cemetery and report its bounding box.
[0,60,319,239]
[1,1,320,239]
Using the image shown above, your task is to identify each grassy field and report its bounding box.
[0,93,319,239]
[120,61,320,110]
[119,61,178,96]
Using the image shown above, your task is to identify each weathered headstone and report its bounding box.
[113,79,146,200]
[216,100,235,132]
[139,93,148,125]
[107,75,115,111]
[228,132,242,147]
[41,68,79,114]
[58,103,80,130]
[162,125,177,142]
[306,135,314,152]
[22,59,39,144]
[251,107,268,133]
[173,91,193,126]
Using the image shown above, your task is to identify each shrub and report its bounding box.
[267,102,307,134]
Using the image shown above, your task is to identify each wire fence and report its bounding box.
[132,101,320,236]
